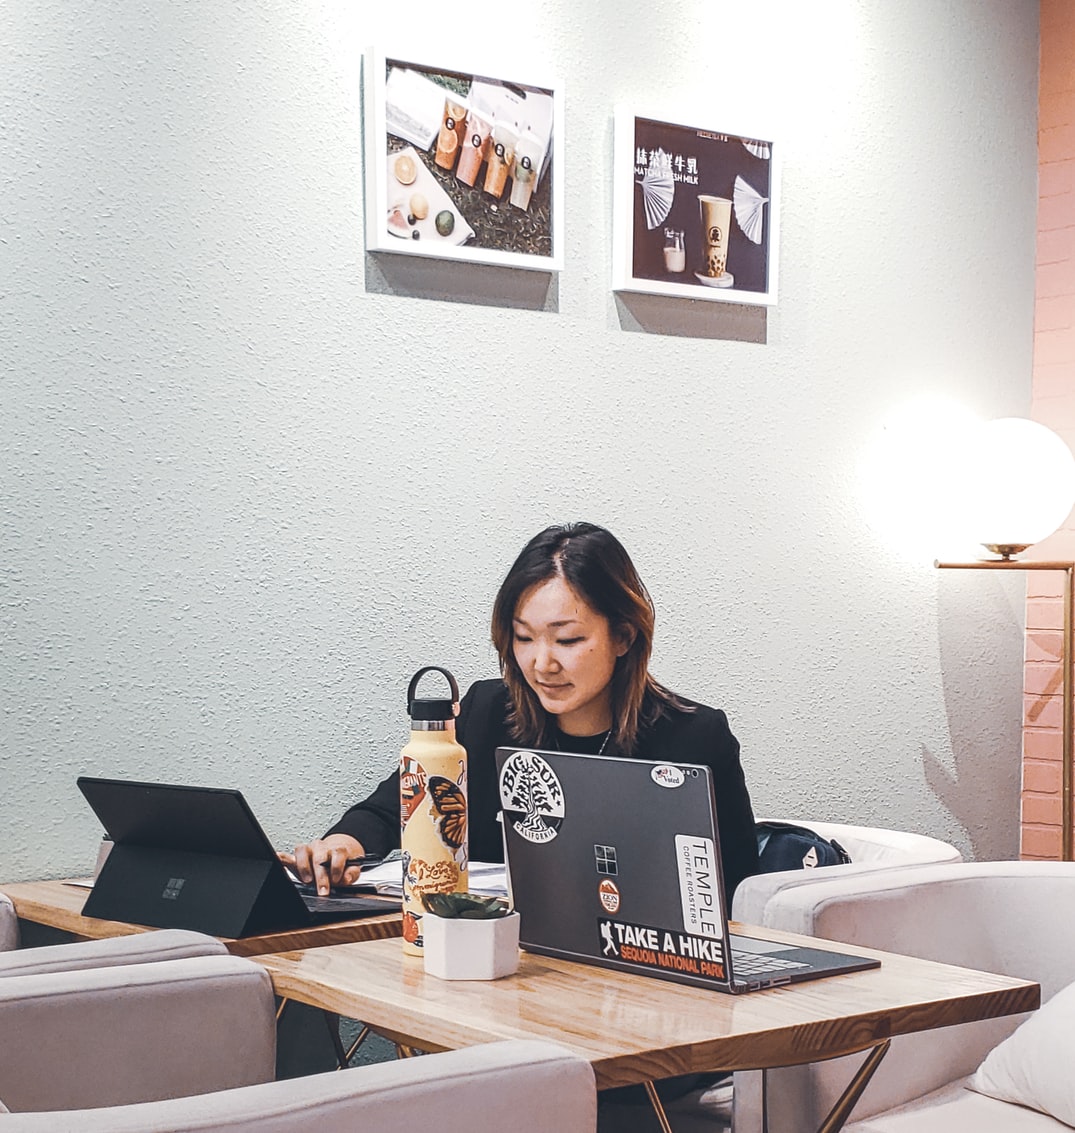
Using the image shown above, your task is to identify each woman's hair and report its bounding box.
[490,522,686,753]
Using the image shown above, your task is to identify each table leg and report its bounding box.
[815,1040,890,1133]
[338,1024,373,1069]
[642,1081,676,1133]
[732,1040,890,1133]
[324,1010,349,1069]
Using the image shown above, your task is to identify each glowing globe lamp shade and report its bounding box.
[958,418,1075,559]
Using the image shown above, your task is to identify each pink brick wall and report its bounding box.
[1024,0,1075,860]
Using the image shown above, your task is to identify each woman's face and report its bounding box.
[512,575,628,736]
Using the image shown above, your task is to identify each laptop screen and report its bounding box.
[495,746,736,989]
[76,776,399,937]
[77,778,277,860]
[496,747,881,994]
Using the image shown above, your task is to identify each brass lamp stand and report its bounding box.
[934,558,1075,861]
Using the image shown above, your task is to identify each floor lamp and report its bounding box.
[934,558,1074,861]
[931,418,1075,862]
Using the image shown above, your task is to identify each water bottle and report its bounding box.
[400,666,469,956]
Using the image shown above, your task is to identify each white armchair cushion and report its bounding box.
[968,977,1075,1126]
[0,929,226,978]
[847,1077,1065,1132]
[0,1039,596,1133]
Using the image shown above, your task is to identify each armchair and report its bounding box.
[652,822,964,1131]
[733,861,1075,1132]
[0,951,596,1132]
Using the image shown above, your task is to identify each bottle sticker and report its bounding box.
[400,756,427,825]
[402,910,421,945]
[498,750,565,844]
[651,764,685,788]
[404,852,461,903]
[428,775,468,857]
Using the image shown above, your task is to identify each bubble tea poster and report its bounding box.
[612,111,780,306]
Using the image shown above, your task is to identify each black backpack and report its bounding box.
[754,821,852,873]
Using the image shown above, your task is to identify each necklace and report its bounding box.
[552,727,612,755]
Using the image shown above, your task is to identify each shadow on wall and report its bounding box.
[614,291,767,343]
[929,575,1025,861]
[365,252,558,312]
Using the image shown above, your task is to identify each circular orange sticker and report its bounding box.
[598,878,620,914]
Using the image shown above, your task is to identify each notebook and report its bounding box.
[77,776,400,938]
[494,747,880,994]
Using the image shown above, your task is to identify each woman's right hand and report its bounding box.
[278,833,366,896]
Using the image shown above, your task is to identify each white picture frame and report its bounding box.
[612,108,780,305]
[364,50,564,272]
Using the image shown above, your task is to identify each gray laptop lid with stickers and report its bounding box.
[495,747,879,994]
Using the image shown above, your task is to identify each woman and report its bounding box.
[285,522,758,903]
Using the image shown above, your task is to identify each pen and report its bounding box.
[317,855,382,869]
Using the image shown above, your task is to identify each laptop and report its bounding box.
[495,747,880,994]
[77,777,400,938]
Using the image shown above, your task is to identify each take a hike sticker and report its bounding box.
[598,917,725,981]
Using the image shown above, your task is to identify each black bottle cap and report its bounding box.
[407,665,460,721]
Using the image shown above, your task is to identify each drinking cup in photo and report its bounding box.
[698,194,732,278]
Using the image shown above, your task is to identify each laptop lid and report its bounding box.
[495,747,879,994]
[77,777,395,938]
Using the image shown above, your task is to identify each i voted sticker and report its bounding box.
[650,764,685,788]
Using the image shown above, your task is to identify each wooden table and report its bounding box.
[0,879,402,958]
[256,924,1039,1091]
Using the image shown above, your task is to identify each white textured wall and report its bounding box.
[1,0,1038,880]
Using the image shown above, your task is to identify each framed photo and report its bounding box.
[612,109,780,305]
[364,50,564,272]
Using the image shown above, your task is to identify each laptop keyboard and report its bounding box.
[730,947,809,975]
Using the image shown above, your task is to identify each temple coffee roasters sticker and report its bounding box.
[498,750,566,844]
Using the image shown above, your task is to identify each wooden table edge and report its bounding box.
[0,878,403,956]
[254,933,1041,1087]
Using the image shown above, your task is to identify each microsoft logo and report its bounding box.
[162,878,186,901]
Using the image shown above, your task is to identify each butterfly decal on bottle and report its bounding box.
[428,775,467,851]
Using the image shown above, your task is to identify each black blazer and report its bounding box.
[326,678,758,903]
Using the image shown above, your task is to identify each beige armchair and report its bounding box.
[0,950,596,1132]
[652,822,965,1131]
[733,861,1075,1133]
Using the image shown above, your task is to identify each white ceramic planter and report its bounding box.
[422,911,521,980]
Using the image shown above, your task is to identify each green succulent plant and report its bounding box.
[420,892,511,919]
